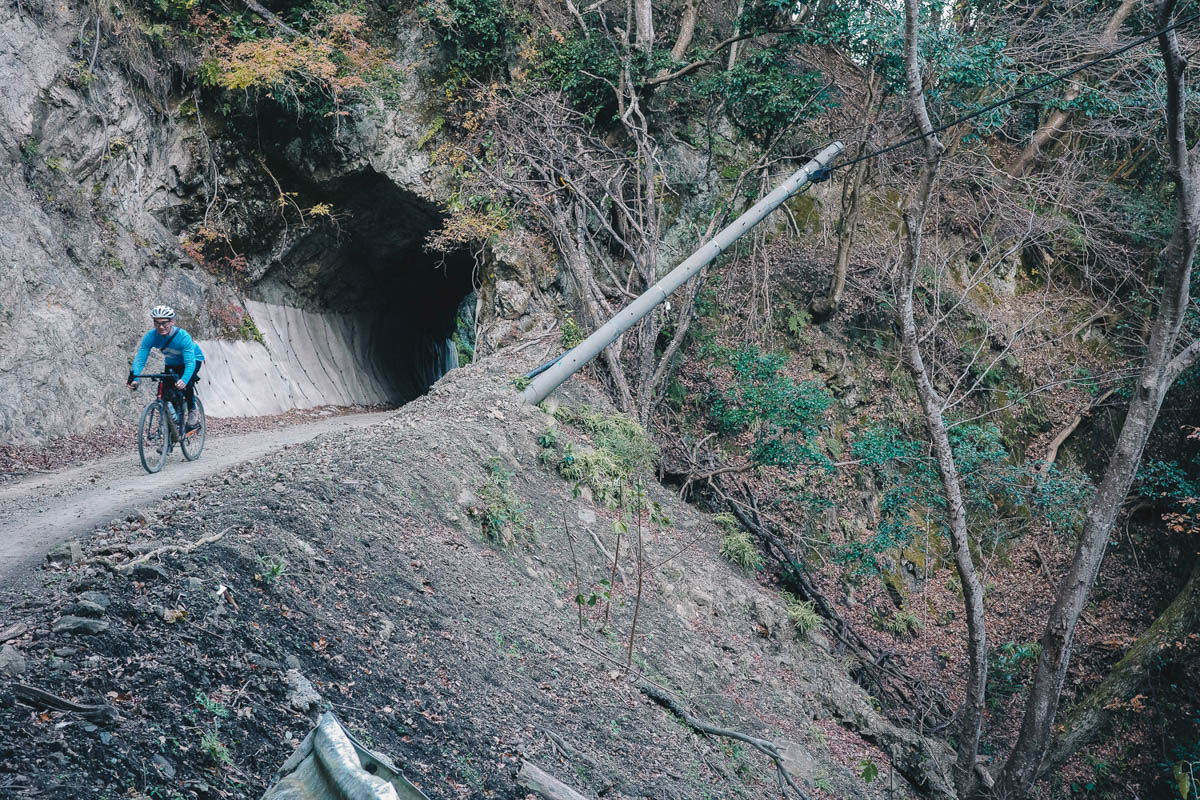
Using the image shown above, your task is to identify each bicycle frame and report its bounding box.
[135,373,190,444]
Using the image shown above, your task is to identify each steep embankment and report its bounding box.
[0,350,951,800]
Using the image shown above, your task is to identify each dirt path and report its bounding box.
[0,410,394,585]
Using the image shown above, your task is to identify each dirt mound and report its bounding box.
[0,350,949,800]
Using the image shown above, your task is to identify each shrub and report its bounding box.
[786,596,821,638]
[554,405,658,476]
[987,641,1041,709]
[720,529,762,571]
[872,608,922,638]
[468,459,529,547]
[707,347,832,470]
[420,0,513,90]
[695,44,834,141]
[561,314,585,349]
[529,30,623,121]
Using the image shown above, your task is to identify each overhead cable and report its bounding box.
[832,8,1200,172]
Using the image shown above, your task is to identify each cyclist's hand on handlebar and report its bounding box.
[127,380,138,390]
[174,379,186,390]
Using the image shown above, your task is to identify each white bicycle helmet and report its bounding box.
[150,305,176,320]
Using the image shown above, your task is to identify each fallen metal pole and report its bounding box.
[519,140,844,406]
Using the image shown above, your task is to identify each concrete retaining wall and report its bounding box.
[197,300,450,418]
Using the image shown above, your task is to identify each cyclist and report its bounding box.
[126,305,206,430]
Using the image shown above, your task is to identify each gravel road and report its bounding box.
[0,410,394,585]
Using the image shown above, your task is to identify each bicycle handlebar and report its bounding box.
[133,373,180,380]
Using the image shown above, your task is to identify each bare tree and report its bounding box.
[894,0,989,793]
[993,0,1200,794]
[1005,0,1139,179]
[813,68,882,320]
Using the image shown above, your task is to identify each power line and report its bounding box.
[832,8,1200,172]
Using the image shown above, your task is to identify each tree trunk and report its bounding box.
[726,0,745,69]
[634,0,654,54]
[994,1,1200,794]
[669,0,698,62]
[897,1,989,794]
[812,72,879,320]
[1040,557,1200,776]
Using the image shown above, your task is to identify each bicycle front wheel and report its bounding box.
[181,397,206,461]
[138,400,168,474]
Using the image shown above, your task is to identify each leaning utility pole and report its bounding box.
[519,141,845,406]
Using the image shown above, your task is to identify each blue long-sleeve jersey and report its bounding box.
[131,326,205,383]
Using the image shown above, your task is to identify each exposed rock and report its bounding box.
[131,563,169,581]
[66,600,107,618]
[46,540,83,564]
[248,653,282,671]
[51,616,110,635]
[151,754,176,780]
[495,280,531,318]
[284,669,322,715]
[0,645,27,676]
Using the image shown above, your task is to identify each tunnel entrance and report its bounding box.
[251,168,477,406]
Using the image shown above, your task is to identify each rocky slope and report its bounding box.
[0,350,952,799]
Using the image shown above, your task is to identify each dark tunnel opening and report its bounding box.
[254,168,477,405]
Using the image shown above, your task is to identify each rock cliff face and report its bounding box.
[0,2,557,444]
[0,0,227,442]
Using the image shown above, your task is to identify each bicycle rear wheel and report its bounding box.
[138,400,168,473]
[181,396,206,461]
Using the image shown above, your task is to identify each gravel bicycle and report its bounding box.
[133,373,206,473]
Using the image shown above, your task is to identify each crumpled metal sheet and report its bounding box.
[262,711,430,800]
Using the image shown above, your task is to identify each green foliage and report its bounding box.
[561,314,585,349]
[537,426,559,449]
[872,607,922,638]
[199,721,232,765]
[452,332,473,365]
[840,423,1094,573]
[786,596,821,638]
[860,758,880,784]
[575,577,611,608]
[780,301,811,344]
[1135,459,1200,506]
[720,529,763,571]
[254,554,287,586]
[193,690,233,766]
[468,459,530,547]
[708,347,832,470]
[530,30,623,121]
[194,691,230,718]
[558,443,628,506]
[987,641,1041,710]
[420,0,513,90]
[698,44,834,141]
[554,405,657,477]
[1032,462,1095,535]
